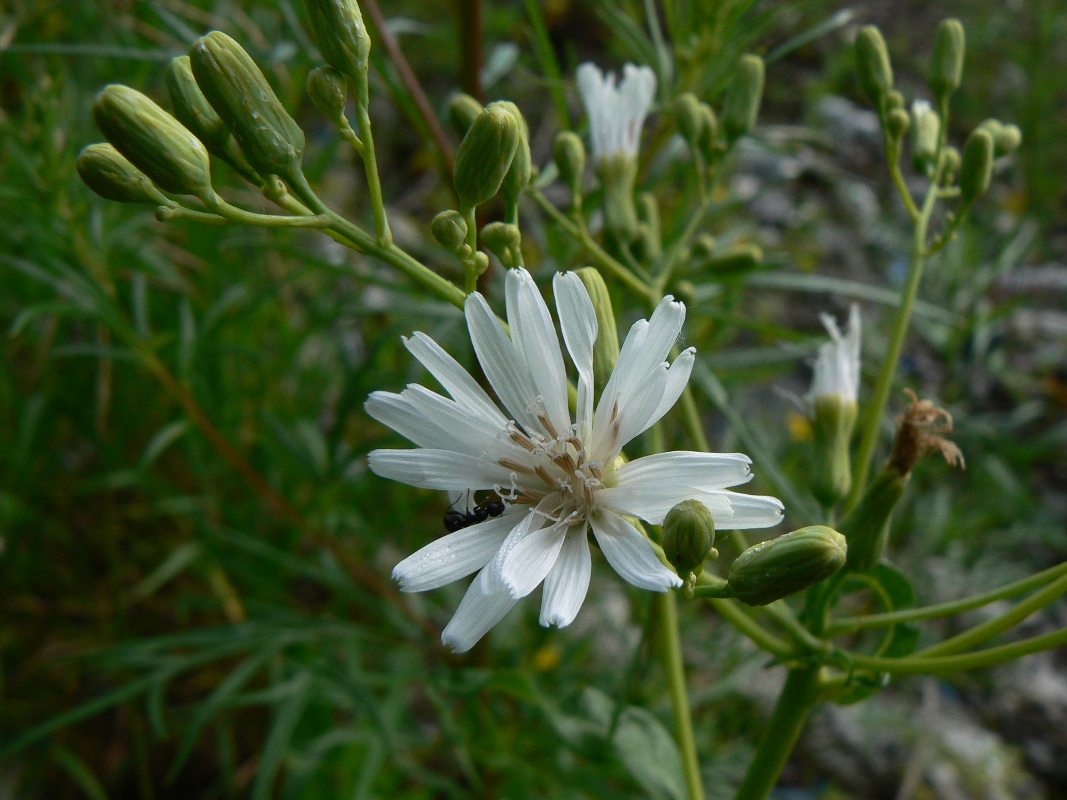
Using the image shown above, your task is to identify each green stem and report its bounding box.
[734,667,820,800]
[353,92,393,245]
[827,560,1067,635]
[659,591,705,800]
[703,597,794,660]
[462,205,479,294]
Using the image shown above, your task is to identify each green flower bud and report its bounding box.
[597,153,639,243]
[728,526,847,606]
[304,0,371,78]
[190,31,305,180]
[447,93,484,139]
[92,85,213,199]
[492,101,532,209]
[430,210,468,254]
[575,267,619,387]
[884,90,905,112]
[959,128,994,204]
[453,104,520,209]
[165,56,229,152]
[674,92,704,145]
[691,234,716,259]
[662,499,717,577]
[696,103,722,163]
[839,464,908,572]
[910,100,939,171]
[77,143,168,205]
[855,25,893,104]
[553,131,585,200]
[977,118,1023,158]
[811,394,858,507]
[722,54,765,143]
[886,107,911,144]
[929,18,965,99]
[692,243,763,275]
[480,221,521,268]
[307,66,349,126]
[939,146,960,182]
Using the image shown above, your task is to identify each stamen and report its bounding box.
[538,411,560,439]
[499,457,537,475]
[534,465,556,486]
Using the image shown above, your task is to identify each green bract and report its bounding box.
[453,104,520,209]
[165,56,229,153]
[728,526,847,606]
[77,143,166,205]
[491,101,532,209]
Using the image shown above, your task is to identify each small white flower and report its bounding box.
[576,62,657,161]
[366,268,783,652]
[808,304,861,407]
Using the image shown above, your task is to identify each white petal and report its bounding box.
[554,272,597,440]
[465,292,545,436]
[506,269,570,436]
[599,361,667,458]
[392,512,519,592]
[715,492,785,529]
[589,510,681,591]
[368,449,527,491]
[637,347,695,436]
[540,526,592,628]
[365,386,509,458]
[403,332,507,425]
[611,451,753,490]
[441,570,518,653]
[498,518,568,599]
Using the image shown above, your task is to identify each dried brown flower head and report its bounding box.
[888,389,965,474]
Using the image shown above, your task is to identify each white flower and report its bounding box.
[808,304,861,407]
[576,62,657,161]
[366,268,784,652]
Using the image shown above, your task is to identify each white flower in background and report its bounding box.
[807,304,861,409]
[366,268,784,652]
[576,62,657,161]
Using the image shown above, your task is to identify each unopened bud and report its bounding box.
[855,25,893,105]
[977,118,1022,157]
[165,56,229,152]
[728,526,847,606]
[692,243,763,275]
[910,100,939,171]
[307,66,349,126]
[886,107,910,143]
[304,0,371,78]
[839,465,908,572]
[447,93,484,138]
[939,146,960,182]
[492,101,532,209]
[929,18,965,99]
[553,131,585,200]
[431,210,468,254]
[722,54,764,143]
[480,222,521,268]
[674,92,704,145]
[575,267,619,386]
[77,143,167,205]
[453,104,520,209]
[92,85,213,199]
[190,32,305,180]
[884,90,905,112]
[696,103,722,163]
[662,500,717,577]
[959,128,994,204]
[811,394,858,507]
[597,154,639,243]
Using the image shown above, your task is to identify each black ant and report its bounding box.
[444,491,506,532]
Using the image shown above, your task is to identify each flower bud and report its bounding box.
[575,267,619,387]
[692,243,763,275]
[910,100,939,171]
[190,32,305,180]
[307,66,349,127]
[492,101,532,209]
[447,92,484,138]
[855,25,893,105]
[92,85,213,199]
[673,92,704,145]
[164,56,229,152]
[431,210,468,254]
[886,107,911,144]
[553,131,585,201]
[480,222,521,268]
[839,465,908,572]
[939,146,960,182]
[728,526,847,606]
[977,118,1022,157]
[597,154,639,243]
[696,104,722,163]
[929,18,965,99]
[662,500,717,577]
[722,54,764,143]
[811,394,858,507]
[453,104,520,209]
[958,128,994,204]
[77,143,168,205]
[304,0,371,78]
[884,90,905,112]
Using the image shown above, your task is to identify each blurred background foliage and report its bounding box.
[1,0,1065,797]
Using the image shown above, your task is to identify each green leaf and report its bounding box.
[125,541,202,605]
[613,707,686,800]
[139,419,191,469]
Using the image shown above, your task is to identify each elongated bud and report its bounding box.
[839,465,908,572]
[307,66,349,127]
[811,395,858,507]
[165,56,229,152]
[662,500,717,577]
[674,92,703,145]
[855,25,893,105]
[696,104,722,163]
[304,0,371,78]
[92,85,213,199]
[728,526,847,606]
[959,128,994,204]
[597,154,639,242]
[492,101,532,209]
[480,222,521,268]
[190,32,305,180]
[910,100,939,171]
[575,267,619,386]
[692,243,763,275]
[939,146,960,183]
[722,54,764,143]
[77,143,168,205]
[453,105,520,209]
[553,131,585,202]
[886,107,910,144]
[929,18,965,99]
[447,93,484,138]
[977,118,1023,157]
[431,210,468,254]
